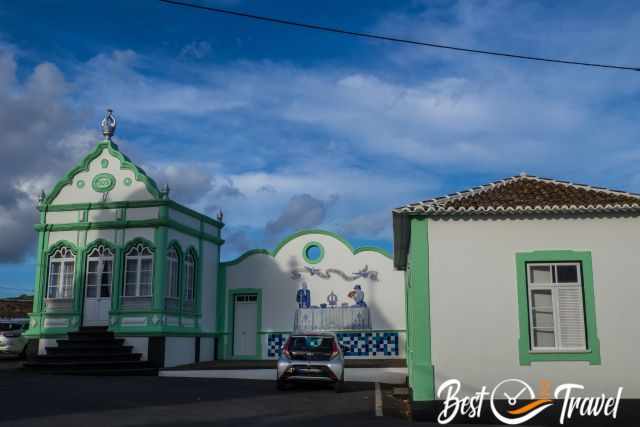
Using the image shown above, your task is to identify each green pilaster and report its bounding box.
[195,219,204,317]
[153,205,169,310]
[406,218,434,401]
[31,230,46,315]
[73,247,87,328]
[111,246,124,312]
[216,262,227,358]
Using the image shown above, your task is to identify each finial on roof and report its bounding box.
[216,210,224,222]
[101,109,117,140]
[161,183,170,200]
[38,190,46,206]
[519,171,528,177]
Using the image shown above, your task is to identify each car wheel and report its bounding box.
[19,345,27,360]
[334,374,344,393]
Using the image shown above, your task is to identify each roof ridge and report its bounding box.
[394,174,640,215]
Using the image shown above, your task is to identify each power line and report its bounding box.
[159,0,639,72]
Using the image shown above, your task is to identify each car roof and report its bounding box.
[290,332,337,338]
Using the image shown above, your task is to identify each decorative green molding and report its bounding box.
[223,229,390,265]
[226,288,262,360]
[47,239,80,255]
[124,237,156,252]
[302,241,324,264]
[91,173,116,193]
[85,238,118,253]
[224,249,270,267]
[40,200,224,229]
[515,250,601,365]
[44,140,160,204]
[35,219,224,245]
[406,218,434,401]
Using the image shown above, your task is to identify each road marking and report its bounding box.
[375,382,383,417]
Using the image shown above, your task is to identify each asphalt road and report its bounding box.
[0,366,409,427]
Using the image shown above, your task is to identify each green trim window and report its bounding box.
[166,246,180,298]
[47,247,76,299]
[184,251,196,302]
[123,244,154,297]
[516,250,601,365]
[302,241,324,264]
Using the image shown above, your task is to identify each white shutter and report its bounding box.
[556,286,587,350]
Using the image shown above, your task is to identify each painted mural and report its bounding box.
[220,230,406,359]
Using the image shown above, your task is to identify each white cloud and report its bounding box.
[3,0,640,261]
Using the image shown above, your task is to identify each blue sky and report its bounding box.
[1,1,640,297]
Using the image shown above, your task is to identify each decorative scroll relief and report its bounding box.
[290,264,379,282]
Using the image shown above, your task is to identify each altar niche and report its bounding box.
[218,229,406,360]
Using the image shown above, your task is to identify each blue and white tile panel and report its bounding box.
[266,332,401,358]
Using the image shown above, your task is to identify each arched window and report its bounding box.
[47,247,75,299]
[184,252,196,302]
[86,245,114,298]
[166,247,180,298]
[123,244,153,297]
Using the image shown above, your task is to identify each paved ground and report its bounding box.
[0,363,410,427]
[160,367,408,385]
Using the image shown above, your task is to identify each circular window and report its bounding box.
[303,242,324,264]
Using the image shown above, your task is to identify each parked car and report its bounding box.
[276,332,344,392]
[0,319,29,357]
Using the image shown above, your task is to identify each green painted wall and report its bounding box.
[406,218,435,401]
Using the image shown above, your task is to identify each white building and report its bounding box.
[25,111,403,370]
[393,173,640,409]
[219,230,406,360]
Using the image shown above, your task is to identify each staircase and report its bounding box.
[23,327,157,375]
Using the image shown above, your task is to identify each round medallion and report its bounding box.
[76,179,85,189]
[101,159,109,168]
[92,173,116,193]
[303,241,324,264]
[123,177,133,186]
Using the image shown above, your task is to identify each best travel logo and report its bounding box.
[436,378,623,425]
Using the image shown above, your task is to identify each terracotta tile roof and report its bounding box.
[394,173,640,216]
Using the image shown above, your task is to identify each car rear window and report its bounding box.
[0,323,26,331]
[290,336,334,353]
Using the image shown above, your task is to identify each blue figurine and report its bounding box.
[349,284,367,308]
[296,282,311,308]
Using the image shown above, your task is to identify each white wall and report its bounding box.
[123,337,149,361]
[200,337,215,362]
[225,232,405,338]
[51,147,154,205]
[164,336,196,368]
[428,216,640,398]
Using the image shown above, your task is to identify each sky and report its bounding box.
[1,0,640,297]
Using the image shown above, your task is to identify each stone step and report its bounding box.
[47,345,134,355]
[33,352,141,362]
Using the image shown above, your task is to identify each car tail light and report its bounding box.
[330,339,339,359]
[282,337,292,359]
